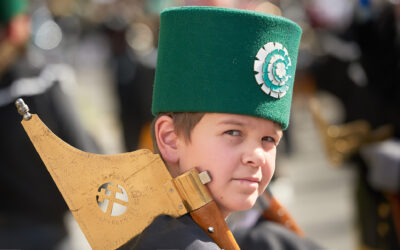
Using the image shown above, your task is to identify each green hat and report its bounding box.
[0,0,28,24]
[152,6,302,130]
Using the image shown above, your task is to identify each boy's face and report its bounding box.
[175,113,282,217]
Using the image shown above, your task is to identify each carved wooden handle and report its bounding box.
[190,201,240,250]
[262,192,305,237]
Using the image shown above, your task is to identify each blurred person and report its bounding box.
[350,2,400,249]
[104,15,157,151]
[305,0,400,249]
[0,0,99,248]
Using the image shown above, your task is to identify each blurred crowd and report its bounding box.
[0,0,399,249]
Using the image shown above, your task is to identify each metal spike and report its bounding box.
[15,98,32,121]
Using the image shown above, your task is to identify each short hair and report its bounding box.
[151,112,205,154]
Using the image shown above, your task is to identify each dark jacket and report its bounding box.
[119,214,220,250]
[119,214,323,250]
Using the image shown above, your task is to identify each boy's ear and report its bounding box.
[154,115,179,164]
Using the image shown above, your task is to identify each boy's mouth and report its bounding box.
[237,177,261,183]
[232,177,261,187]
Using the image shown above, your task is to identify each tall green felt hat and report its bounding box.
[0,0,28,24]
[152,6,302,130]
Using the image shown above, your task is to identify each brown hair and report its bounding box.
[151,112,205,154]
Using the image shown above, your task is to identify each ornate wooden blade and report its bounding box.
[17,102,187,249]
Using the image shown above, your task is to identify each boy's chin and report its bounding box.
[217,193,260,216]
[229,197,258,212]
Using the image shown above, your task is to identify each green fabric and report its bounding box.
[0,0,27,24]
[152,6,302,130]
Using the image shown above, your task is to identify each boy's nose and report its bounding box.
[242,147,265,168]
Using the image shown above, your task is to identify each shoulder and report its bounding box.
[236,221,324,250]
[119,214,220,250]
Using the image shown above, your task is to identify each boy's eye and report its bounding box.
[262,136,276,144]
[225,130,241,136]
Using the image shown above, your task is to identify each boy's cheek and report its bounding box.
[263,164,276,187]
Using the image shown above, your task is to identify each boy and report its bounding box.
[121,6,320,250]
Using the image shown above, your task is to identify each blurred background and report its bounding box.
[0,0,399,249]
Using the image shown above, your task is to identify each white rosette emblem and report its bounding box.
[254,42,292,98]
